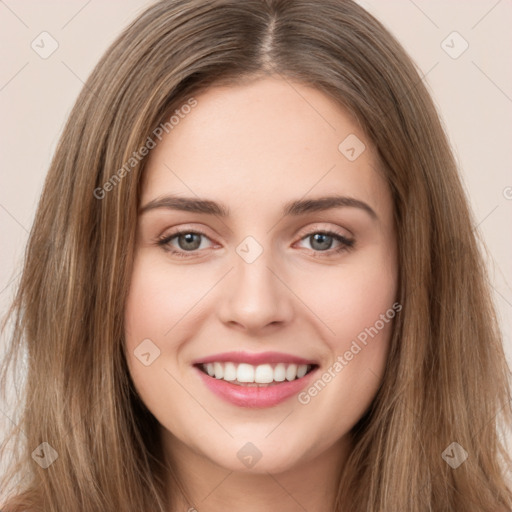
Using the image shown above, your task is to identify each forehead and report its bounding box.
[141,77,391,220]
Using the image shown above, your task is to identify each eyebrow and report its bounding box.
[139,194,377,220]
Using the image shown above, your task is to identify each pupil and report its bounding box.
[179,233,200,250]
[311,233,332,251]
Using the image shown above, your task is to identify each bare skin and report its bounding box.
[124,76,398,511]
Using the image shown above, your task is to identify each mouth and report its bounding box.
[194,361,318,386]
[192,352,319,408]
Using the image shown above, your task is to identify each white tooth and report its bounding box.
[285,364,298,381]
[254,364,274,383]
[274,363,286,382]
[205,363,215,377]
[297,364,308,378]
[214,362,224,379]
[237,363,255,382]
[223,362,237,381]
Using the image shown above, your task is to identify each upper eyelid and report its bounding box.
[161,222,352,241]
[295,222,353,239]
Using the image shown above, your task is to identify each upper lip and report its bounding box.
[192,351,318,366]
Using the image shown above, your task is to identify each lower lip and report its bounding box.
[194,366,318,408]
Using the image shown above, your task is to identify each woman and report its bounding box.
[1,0,511,510]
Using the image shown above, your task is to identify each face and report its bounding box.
[124,76,398,475]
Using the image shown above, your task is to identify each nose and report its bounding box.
[217,247,294,334]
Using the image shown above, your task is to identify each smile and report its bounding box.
[192,351,319,408]
[197,362,316,385]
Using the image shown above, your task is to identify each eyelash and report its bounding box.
[156,228,355,259]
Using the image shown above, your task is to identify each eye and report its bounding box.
[156,229,213,258]
[156,228,355,258]
[296,230,354,256]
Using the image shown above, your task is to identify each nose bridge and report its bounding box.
[219,234,293,331]
[234,234,280,305]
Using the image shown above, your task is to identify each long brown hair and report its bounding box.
[1,0,511,510]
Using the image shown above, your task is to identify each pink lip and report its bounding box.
[192,351,317,366]
[193,365,319,408]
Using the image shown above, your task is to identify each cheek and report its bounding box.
[294,247,397,433]
[123,256,196,431]
[124,253,207,348]
[305,247,397,350]
[123,252,223,394]
[123,255,183,373]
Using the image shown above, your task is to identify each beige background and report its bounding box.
[1,0,511,481]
